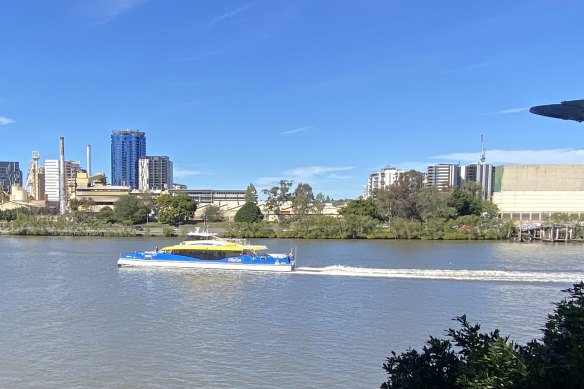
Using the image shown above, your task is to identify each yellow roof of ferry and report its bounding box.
[162,242,268,251]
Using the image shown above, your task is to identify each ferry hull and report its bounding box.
[117,253,295,272]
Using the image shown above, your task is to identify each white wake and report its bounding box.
[295,266,584,283]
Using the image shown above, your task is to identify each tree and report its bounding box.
[156,193,197,225]
[312,192,326,214]
[292,182,314,216]
[203,205,224,222]
[448,188,483,217]
[97,206,115,223]
[113,195,149,224]
[262,179,293,219]
[340,198,381,220]
[373,170,426,221]
[244,183,258,203]
[234,202,264,223]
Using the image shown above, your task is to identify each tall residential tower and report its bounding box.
[111,129,146,189]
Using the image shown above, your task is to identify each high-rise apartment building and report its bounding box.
[139,156,173,191]
[426,164,461,191]
[364,166,404,198]
[0,161,22,192]
[111,130,146,189]
[464,163,495,200]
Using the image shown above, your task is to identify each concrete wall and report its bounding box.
[493,165,584,220]
[498,165,584,191]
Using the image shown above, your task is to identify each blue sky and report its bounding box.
[2,0,584,199]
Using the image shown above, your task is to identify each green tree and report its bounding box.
[156,193,197,225]
[373,170,426,221]
[203,204,224,222]
[448,188,483,217]
[113,195,148,224]
[312,192,326,214]
[97,206,115,223]
[292,182,314,217]
[234,202,264,223]
[262,179,293,219]
[340,198,381,220]
[244,183,258,203]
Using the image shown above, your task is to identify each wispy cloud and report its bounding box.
[255,166,354,189]
[0,116,15,125]
[281,125,314,135]
[493,107,530,114]
[283,166,354,180]
[173,167,203,178]
[81,0,146,27]
[209,3,254,26]
[433,148,584,165]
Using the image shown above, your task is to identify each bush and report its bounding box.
[234,202,263,223]
[382,282,584,389]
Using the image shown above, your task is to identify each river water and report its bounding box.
[1,237,583,388]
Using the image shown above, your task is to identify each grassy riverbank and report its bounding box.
[0,214,519,240]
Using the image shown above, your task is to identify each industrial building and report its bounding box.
[493,165,584,221]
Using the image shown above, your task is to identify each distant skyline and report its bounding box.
[2,1,584,199]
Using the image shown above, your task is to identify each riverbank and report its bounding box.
[0,215,518,240]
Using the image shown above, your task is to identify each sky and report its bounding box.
[2,0,584,199]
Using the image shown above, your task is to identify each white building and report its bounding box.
[44,160,81,202]
[44,160,60,202]
[364,166,404,198]
[426,164,461,191]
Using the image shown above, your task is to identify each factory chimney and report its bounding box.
[86,144,91,176]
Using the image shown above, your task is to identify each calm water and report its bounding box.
[1,237,584,388]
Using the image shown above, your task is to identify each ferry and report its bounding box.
[117,229,296,272]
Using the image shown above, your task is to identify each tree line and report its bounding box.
[229,175,518,240]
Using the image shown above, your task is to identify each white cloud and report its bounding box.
[494,107,530,114]
[0,116,15,125]
[283,166,354,179]
[209,3,254,26]
[255,166,354,190]
[173,168,203,178]
[81,0,146,26]
[433,148,584,165]
[281,125,314,135]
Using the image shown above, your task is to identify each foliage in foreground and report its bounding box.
[381,282,584,389]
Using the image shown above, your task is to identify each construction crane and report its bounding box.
[480,134,486,165]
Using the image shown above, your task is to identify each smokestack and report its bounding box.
[59,137,67,215]
[86,144,91,176]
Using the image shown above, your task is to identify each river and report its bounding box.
[1,237,583,388]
